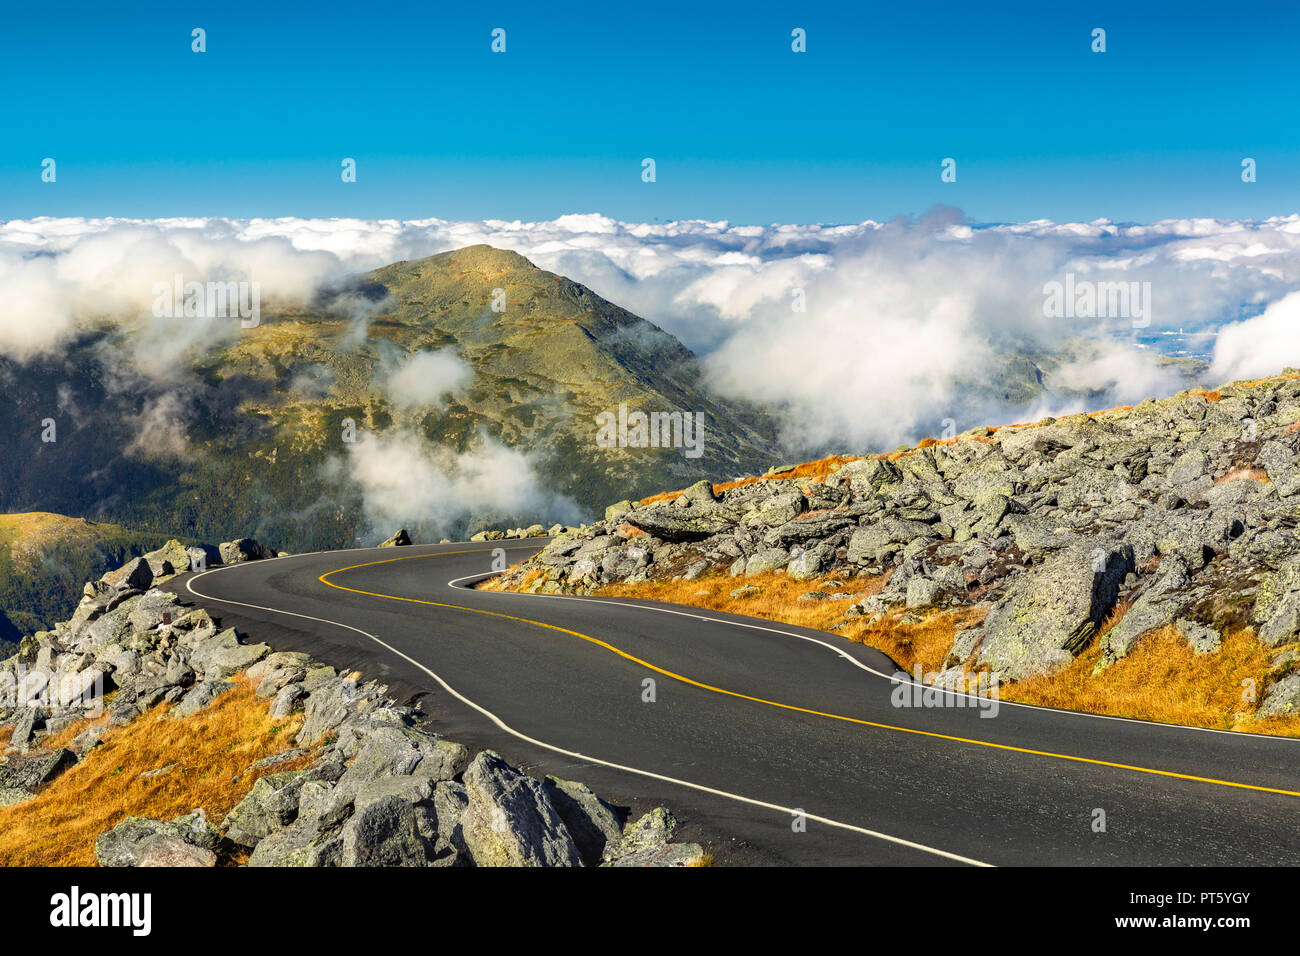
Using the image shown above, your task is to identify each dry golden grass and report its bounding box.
[1216,466,1270,484]
[1189,387,1222,403]
[638,455,861,506]
[1003,625,1300,735]
[0,677,313,866]
[597,572,985,676]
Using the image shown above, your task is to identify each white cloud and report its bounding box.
[1210,291,1300,382]
[4,210,1300,452]
[333,429,581,541]
[384,349,473,409]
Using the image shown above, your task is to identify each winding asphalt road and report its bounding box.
[169,541,1300,866]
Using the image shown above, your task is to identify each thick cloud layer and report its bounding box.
[4,210,1299,457]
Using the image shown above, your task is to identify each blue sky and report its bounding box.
[1,0,1296,224]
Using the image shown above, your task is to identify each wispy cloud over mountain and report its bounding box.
[3,210,1299,450]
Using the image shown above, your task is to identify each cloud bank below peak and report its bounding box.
[4,209,1300,451]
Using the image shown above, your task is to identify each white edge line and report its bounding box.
[456,567,1300,743]
[183,560,992,867]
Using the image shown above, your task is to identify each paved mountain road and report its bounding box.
[170,541,1300,866]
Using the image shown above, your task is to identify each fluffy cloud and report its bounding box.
[333,429,581,541]
[1210,291,1300,382]
[384,349,474,409]
[5,210,1300,451]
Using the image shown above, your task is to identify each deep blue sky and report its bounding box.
[2,0,1296,224]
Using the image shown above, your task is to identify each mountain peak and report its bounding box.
[425,244,539,273]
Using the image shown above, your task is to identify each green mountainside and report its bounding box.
[0,245,782,554]
[0,513,182,646]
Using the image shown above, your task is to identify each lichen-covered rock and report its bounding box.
[218,538,273,564]
[1099,557,1190,664]
[460,751,582,867]
[95,816,216,867]
[378,529,412,547]
[1253,555,1300,647]
[544,776,623,866]
[1257,673,1300,720]
[0,748,76,791]
[102,557,153,592]
[169,679,235,718]
[978,543,1133,680]
[189,628,269,680]
[339,795,432,866]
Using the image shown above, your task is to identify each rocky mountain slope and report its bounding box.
[490,372,1300,728]
[0,544,705,867]
[0,245,780,552]
[0,513,188,651]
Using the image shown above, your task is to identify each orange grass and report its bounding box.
[0,677,314,866]
[596,572,986,677]
[1216,466,1270,484]
[1002,625,1300,735]
[503,572,1300,737]
[638,455,861,506]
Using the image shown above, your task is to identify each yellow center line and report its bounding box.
[318,549,1300,799]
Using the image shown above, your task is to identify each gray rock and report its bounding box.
[1257,673,1300,720]
[847,518,933,565]
[222,769,310,847]
[978,543,1133,680]
[625,507,735,542]
[219,537,273,563]
[606,807,676,862]
[102,557,154,592]
[340,794,432,866]
[1100,557,1190,662]
[169,679,234,718]
[744,548,790,575]
[255,665,306,698]
[460,751,582,867]
[1176,618,1222,654]
[378,529,412,547]
[0,788,34,806]
[269,683,305,718]
[0,748,76,791]
[906,577,941,608]
[610,842,706,867]
[137,836,217,867]
[11,706,45,751]
[189,628,270,680]
[1253,555,1300,647]
[544,776,623,866]
[248,818,340,867]
[95,815,219,867]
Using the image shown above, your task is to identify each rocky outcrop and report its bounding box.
[218,538,276,564]
[0,546,706,868]
[378,529,412,547]
[494,372,1300,716]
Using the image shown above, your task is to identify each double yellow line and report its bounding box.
[319,549,1300,799]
